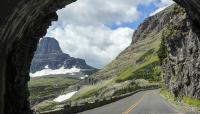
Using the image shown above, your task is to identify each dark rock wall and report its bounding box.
[163,0,200,100]
[5,37,39,114]
[0,0,76,114]
[173,0,200,29]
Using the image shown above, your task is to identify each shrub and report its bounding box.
[157,32,167,64]
[160,87,175,100]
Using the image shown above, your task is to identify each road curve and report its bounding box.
[78,89,183,114]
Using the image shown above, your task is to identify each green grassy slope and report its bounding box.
[29,75,79,106]
[91,27,162,81]
[90,4,176,81]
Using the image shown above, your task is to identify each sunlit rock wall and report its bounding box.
[163,0,200,100]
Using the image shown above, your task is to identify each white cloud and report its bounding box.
[46,0,174,68]
[47,25,133,68]
[55,0,157,26]
[150,0,174,16]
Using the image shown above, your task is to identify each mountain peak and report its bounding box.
[35,37,63,55]
[30,37,95,73]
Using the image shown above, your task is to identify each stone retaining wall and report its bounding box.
[38,86,159,114]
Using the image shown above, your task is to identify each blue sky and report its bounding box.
[109,3,158,29]
[46,0,174,68]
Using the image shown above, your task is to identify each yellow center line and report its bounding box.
[122,93,146,114]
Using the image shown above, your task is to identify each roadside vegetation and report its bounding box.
[183,96,200,108]
[160,87,176,101]
[33,101,58,112]
[160,87,200,110]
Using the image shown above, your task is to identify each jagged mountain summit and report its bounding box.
[30,37,96,76]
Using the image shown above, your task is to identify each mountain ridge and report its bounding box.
[89,4,177,81]
[30,37,95,73]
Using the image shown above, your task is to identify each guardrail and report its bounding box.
[37,86,160,114]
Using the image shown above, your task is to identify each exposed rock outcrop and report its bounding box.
[30,37,94,73]
[131,8,174,44]
[162,0,200,100]
[173,0,200,30]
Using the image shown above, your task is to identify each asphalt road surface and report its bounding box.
[78,89,183,114]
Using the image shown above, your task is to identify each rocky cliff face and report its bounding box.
[30,37,94,73]
[162,1,200,100]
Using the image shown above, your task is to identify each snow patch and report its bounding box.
[80,75,89,80]
[53,91,78,102]
[44,65,49,69]
[30,66,81,77]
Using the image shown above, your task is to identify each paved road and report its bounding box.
[78,90,183,114]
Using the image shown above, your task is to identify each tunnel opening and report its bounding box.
[1,0,173,113]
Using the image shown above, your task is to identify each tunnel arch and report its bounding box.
[0,0,76,114]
